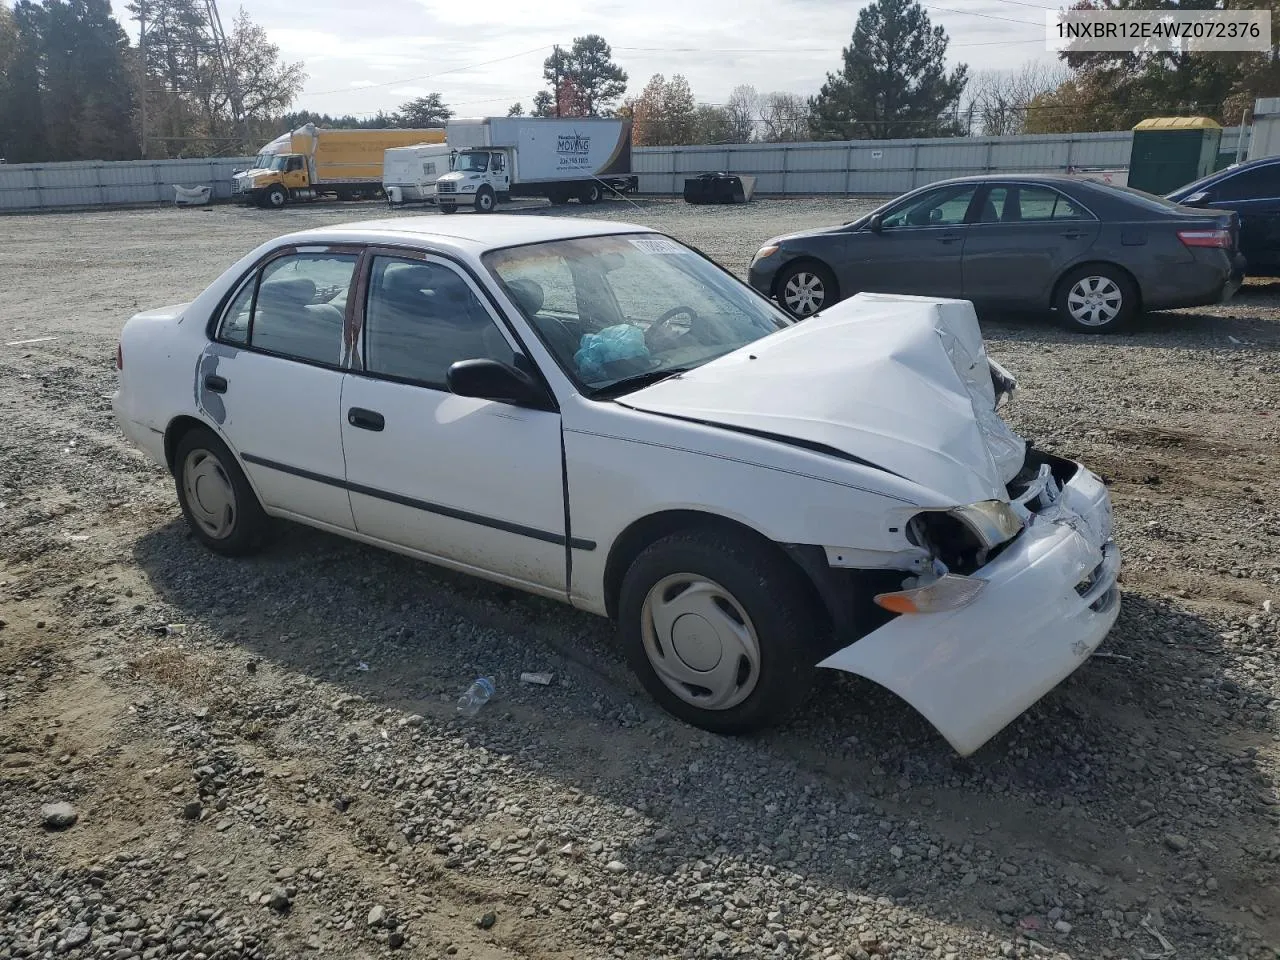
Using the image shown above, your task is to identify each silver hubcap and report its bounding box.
[182,449,237,539]
[1067,276,1122,326]
[270,192,284,207]
[640,574,761,711]
[782,272,825,316]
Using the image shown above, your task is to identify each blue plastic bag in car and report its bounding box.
[574,324,650,380]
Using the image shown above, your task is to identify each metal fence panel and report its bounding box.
[0,127,1252,211]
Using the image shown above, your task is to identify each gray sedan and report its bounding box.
[747,175,1245,332]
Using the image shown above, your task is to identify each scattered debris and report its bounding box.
[1140,912,1177,958]
[40,802,78,830]
[519,671,554,685]
[477,910,496,930]
[356,661,370,672]
[5,336,59,346]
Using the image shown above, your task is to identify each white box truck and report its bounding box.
[383,142,454,205]
[434,117,637,213]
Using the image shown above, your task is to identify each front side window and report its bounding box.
[881,184,979,228]
[485,233,790,395]
[363,257,515,388]
[286,156,304,172]
[216,251,357,365]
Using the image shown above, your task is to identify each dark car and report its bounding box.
[1166,156,1280,277]
[747,175,1245,333]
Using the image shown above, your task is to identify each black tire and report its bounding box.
[264,185,287,209]
[440,202,458,215]
[618,527,820,734]
[578,181,602,204]
[173,426,269,557]
[547,186,571,205]
[474,186,496,213]
[1053,264,1137,333]
[775,260,838,319]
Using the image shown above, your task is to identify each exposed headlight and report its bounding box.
[752,244,779,263]
[951,500,1024,549]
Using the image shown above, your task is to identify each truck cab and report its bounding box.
[232,151,314,208]
[435,149,511,212]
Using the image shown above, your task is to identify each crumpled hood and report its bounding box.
[620,293,1026,505]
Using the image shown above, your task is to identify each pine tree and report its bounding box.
[808,0,968,140]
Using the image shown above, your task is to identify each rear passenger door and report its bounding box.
[1195,164,1280,274]
[339,252,568,597]
[204,247,359,530]
[961,183,1100,308]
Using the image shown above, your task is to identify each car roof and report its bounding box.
[283,214,654,252]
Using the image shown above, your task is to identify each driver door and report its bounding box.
[490,152,511,195]
[283,155,309,190]
[842,183,980,298]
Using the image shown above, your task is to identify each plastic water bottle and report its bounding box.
[456,677,495,718]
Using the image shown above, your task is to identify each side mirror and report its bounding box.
[447,358,550,408]
[1182,190,1209,206]
[866,213,883,233]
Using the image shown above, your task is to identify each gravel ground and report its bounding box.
[1,196,1278,960]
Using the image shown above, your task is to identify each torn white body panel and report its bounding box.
[621,294,1026,505]
[820,462,1120,756]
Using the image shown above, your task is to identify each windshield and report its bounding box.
[1095,180,1192,211]
[454,152,490,173]
[484,233,791,396]
[1165,168,1234,199]
[254,153,287,171]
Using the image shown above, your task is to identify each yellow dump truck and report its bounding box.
[231,124,447,208]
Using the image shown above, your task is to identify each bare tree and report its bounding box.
[759,92,809,143]
[964,61,1068,137]
[724,84,759,143]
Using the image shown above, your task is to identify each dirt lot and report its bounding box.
[1,197,1278,960]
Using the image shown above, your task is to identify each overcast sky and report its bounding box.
[110,0,1056,119]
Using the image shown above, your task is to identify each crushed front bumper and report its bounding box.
[819,459,1120,756]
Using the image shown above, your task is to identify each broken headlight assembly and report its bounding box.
[875,500,1024,614]
[988,358,1017,412]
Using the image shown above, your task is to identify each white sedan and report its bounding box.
[113,216,1120,755]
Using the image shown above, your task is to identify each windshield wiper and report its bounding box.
[590,367,694,399]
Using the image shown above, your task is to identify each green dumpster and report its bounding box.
[1128,117,1222,195]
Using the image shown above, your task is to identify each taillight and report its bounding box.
[1178,228,1232,249]
[116,343,123,370]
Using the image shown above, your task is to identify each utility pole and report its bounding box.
[137,0,148,158]
[554,44,561,119]
[204,0,248,150]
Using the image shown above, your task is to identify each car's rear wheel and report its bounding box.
[174,426,268,556]
[618,528,819,733]
[1055,265,1136,333]
[776,261,838,319]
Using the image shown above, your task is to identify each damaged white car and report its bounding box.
[113,217,1120,755]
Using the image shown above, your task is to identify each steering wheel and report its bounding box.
[647,305,699,348]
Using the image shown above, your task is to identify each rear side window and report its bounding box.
[979,185,1092,223]
[216,252,357,365]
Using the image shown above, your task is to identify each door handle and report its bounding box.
[203,374,228,394]
[935,234,963,244]
[347,407,385,432]
[1061,231,1090,239]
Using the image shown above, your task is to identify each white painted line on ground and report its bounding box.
[5,336,59,346]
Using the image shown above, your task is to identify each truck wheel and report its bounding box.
[440,203,457,215]
[263,185,287,209]
[474,187,496,213]
[547,186,571,205]
[578,181,602,204]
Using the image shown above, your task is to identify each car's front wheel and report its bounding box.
[174,426,269,556]
[618,528,819,733]
[776,261,838,319]
[474,187,496,213]
[1055,265,1136,333]
[263,185,287,209]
